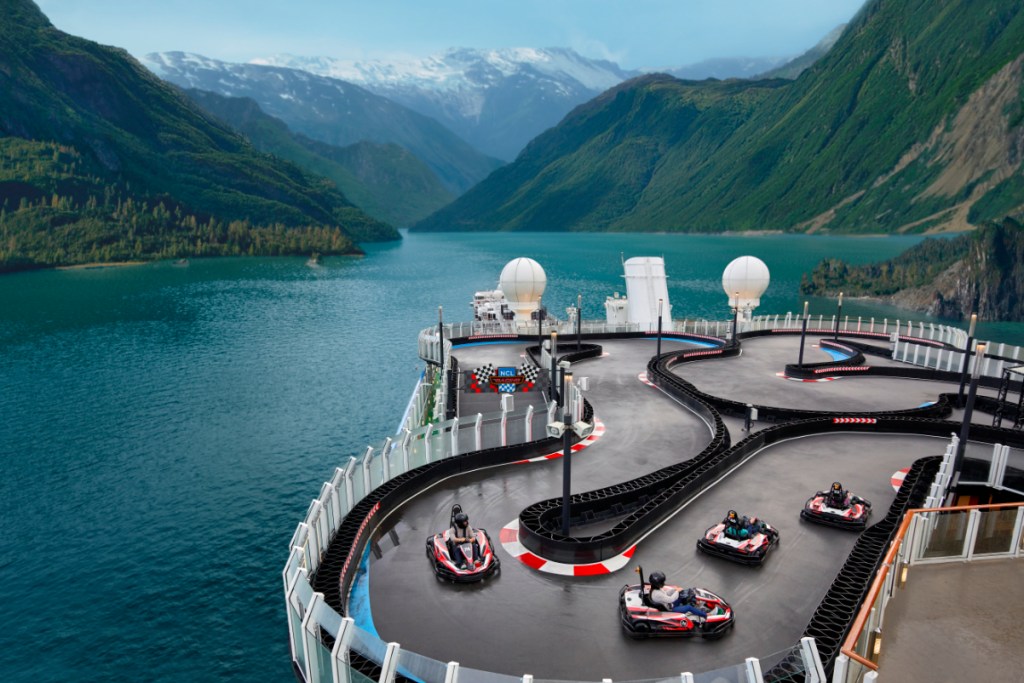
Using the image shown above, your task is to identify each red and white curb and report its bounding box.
[776,372,838,382]
[512,418,606,464]
[891,467,910,492]
[499,520,636,575]
[833,417,878,424]
[639,372,655,387]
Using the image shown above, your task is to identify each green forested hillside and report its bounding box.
[0,0,398,272]
[414,0,1024,234]
[182,89,453,227]
[801,218,1024,321]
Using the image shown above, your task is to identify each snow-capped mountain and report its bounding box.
[142,51,502,195]
[251,48,639,161]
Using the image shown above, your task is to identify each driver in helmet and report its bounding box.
[723,509,750,539]
[648,571,708,619]
[447,512,481,568]
[826,482,849,509]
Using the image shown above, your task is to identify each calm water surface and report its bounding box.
[1,232,1019,682]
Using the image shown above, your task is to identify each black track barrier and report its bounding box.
[517,336,1024,564]
[656,345,951,423]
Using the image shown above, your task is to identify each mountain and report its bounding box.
[662,56,791,81]
[801,217,1024,322]
[252,48,637,162]
[0,0,397,272]
[759,24,846,79]
[412,0,1024,236]
[182,89,453,227]
[142,52,503,194]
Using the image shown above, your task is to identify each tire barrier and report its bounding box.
[525,341,605,368]
[658,343,952,423]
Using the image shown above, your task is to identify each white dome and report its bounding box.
[722,256,770,310]
[499,257,546,318]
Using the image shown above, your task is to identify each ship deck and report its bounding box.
[363,334,1015,679]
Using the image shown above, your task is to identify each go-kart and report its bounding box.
[619,567,734,639]
[425,504,500,582]
[697,516,779,566]
[801,489,872,530]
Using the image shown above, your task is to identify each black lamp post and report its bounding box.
[957,313,978,408]
[560,365,572,535]
[437,305,444,367]
[951,343,986,500]
[798,301,809,367]
[576,293,582,351]
[834,292,843,340]
[657,298,664,358]
[549,331,558,404]
[537,307,544,359]
[731,292,740,342]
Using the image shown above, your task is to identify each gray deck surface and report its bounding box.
[365,335,1003,680]
[878,560,1024,682]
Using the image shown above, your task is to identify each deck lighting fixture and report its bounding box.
[577,293,582,351]
[869,629,883,661]
[952,343,987,498]
[798,301,810,368]
[834,292,843,340]
[657,298,664,358]
[957,313,978,407]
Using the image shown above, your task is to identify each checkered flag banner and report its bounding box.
[519,363,538,392]
[468,363,495,393]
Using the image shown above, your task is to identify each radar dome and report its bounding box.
[499,258,546,319]
[722,256,770,310]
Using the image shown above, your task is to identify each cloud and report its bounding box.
[567,32,628,65]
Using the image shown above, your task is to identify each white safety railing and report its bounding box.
[833,498,1024,683]
[423,314,1020,383]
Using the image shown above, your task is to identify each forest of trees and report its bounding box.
[0,138,361,272]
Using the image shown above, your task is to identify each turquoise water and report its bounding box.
[1,231,1020,682]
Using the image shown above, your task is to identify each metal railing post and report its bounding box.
[331,617,356,683]
[800,636,826,683]
[743,657,764,683]
[379,643,401,683]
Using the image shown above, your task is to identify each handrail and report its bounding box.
[840,501,1024,670]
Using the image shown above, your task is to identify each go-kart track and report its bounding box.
[355,334,1016,680]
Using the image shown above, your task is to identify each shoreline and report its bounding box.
[55,261,149,271]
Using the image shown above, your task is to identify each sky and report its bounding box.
[35,0,867,69]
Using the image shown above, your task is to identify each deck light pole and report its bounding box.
[560,364,572,535]
[549,331,558,404]
[576,293,582,351]
[543,361,593,536]
[957,313,978,408]
[437,305,444,367]
[537,307,544,361]
[834,292,843,340]
[731,292,740,342]
[657,298,664,358]
[798,301,810,367]
[951,343,986,499]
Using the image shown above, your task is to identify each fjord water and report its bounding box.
[0,231,1016,682]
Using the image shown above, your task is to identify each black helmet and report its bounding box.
[832,482,843,492]
[454,512,469,528]
[727,510,738,521]
[649,571,666,590]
